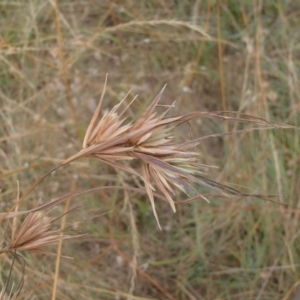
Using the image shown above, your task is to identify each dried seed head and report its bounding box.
[2,212,80,255]
[64,80,217,228]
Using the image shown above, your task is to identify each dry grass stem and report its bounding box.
[0,249,24,300]
[0,287,19,300]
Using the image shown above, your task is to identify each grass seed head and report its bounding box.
[2,212,79,255]
[64,82,214,228]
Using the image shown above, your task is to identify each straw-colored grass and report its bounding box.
[1,1,300,299]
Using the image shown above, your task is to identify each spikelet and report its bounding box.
[1,211,81,255]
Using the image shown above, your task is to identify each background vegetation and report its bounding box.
[1,0,300,299]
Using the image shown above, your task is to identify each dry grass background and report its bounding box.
[1,0,300,299]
